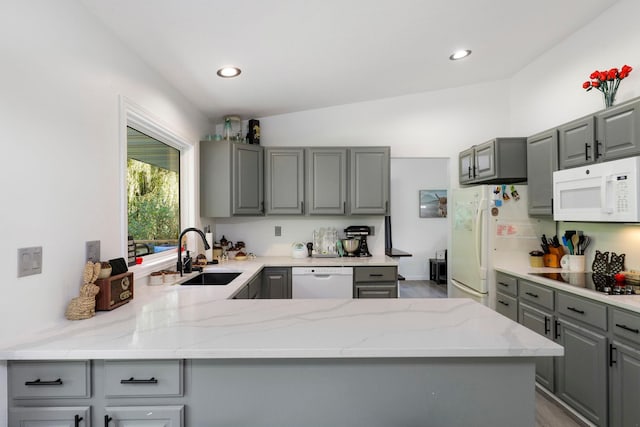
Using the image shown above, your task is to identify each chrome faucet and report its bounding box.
[177,227,211,276]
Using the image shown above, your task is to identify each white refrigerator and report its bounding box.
[449,185,551,308]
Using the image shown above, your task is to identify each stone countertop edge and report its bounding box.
[0,257,563,360]
[494,264,640,314]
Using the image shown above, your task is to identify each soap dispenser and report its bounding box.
[183,250,193,274]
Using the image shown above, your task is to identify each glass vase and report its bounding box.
[604,90,617,108]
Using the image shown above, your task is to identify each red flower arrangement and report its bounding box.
[583,65,633,108]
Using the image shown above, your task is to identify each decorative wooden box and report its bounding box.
[95,271,134,311]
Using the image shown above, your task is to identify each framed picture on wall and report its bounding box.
[419,190,447,218]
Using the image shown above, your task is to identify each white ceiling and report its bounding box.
[80,0,619,123]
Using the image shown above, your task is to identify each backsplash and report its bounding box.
[208,216,386,257]
[558,222,640,272]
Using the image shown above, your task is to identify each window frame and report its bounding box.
[120,96,195,273]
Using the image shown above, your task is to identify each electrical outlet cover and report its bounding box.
[86,240,100,263]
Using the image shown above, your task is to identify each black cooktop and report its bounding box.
[528,272,636,295]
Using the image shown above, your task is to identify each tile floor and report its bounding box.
[398,280,589,427]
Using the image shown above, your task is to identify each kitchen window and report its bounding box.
[127,126,180,258]
[121,96,194,267]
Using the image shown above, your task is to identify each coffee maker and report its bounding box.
[344,226,372,257]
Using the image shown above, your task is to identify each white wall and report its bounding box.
[0,0,210,344]
[390,158,449,280]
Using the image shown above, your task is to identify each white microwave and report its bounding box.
[553,156,640,222]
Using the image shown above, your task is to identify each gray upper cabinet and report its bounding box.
[349,147,390,215]
[458,138,527,185]
[200,141,264,217]
[596,98,640,161]
[264,148,305,215]
[558,116,596,169]
[527,129,558,216]
[306,148,347,215]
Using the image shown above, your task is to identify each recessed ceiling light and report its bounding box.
[449,50,472,61]
[216,66,242,78]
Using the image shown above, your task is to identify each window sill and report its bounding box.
[128,251,178,279]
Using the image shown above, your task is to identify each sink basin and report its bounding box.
[180,272,241,286]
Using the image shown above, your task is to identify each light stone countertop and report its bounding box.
[0,256,562,360]
[494,261,640,314]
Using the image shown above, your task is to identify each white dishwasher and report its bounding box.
[291,267,353,298]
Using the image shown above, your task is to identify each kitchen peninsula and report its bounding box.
[2,257,562,427]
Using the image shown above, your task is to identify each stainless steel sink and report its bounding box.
[180,272,241,286]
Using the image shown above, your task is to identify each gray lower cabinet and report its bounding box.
[262,267,292,299]
[609,307,640,427]
[349,147,390,215]
[519,302,554,391]
[353,266,397,298]
[555,315,607,426]
[264,147,305,214]
[527,129,558,216]
[8,360,185,427]
[306,147,347,215]
[233,273,263,299]
[200,140,264,217]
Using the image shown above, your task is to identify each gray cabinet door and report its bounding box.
[265,148,304,215]
[104,405,184,426]
[518,302,554,391]
[597,98,640,161]
[306,148,347,215]
[232,143,263,215]
[558,116,595,169]
[349,147,390,215]
[527,129,558,216]
[555,317,607,426]
[10,406,91,427]
[262,267,291,299]
[610,340,640,427]
[458,147,475,184]
[474,140,496,180]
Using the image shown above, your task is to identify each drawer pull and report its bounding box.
[567,306,585,315]
[525,292,539,298]
[498,282,509,287]
[25,378,63,386]
[120,376,158,384]
[75,414,83,427]
[615,323,640,334]
[498,300,509,306]
[369,274,384,277]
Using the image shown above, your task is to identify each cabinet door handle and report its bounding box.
[615,323,640,334]
[74,414,83,427]
[544,316,550,335]
[472,165,476,178]
[468,166,472,178]
[525,292,539,298]
[585,143,591,161]
[554,320,560,339]
[104,415,113,426]
[25,378,63,386]
[498,300,509,306]
[300,201,304,213]
[567,306,585,315]
[609,343,617,367]
[595,140,602,159]
[120,377,158,384]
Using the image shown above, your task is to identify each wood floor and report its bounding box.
[398,280,589,427]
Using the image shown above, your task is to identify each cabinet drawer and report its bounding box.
[104,360,183,397]
[557,292,607,330]
[519,280,554,310]
[495,292,518,321]
[612,308,640,344]
[354,283,397,298]
[354,266,396,283]
[9,360,90,399]
[495,273,518,296]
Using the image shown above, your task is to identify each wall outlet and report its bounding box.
[86,240,100,263]
[275,226,282,237]
[17,246,42,277]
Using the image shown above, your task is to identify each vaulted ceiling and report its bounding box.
[80,0,619,123]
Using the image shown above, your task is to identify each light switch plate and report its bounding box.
[17,246,42,277]
[275,226,282,237]
[86,240,100,263]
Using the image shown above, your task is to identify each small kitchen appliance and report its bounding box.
[344,226,372,257]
